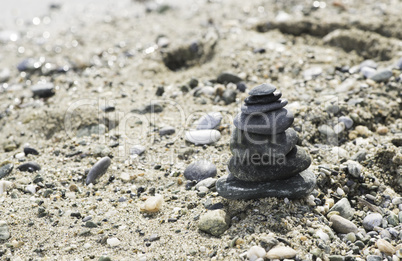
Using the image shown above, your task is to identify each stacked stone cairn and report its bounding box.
[216,83,316,199]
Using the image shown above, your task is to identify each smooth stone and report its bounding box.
[230,128,298,160]
[198,209,230,237]
[347,160,363,178]
[376,238,396,255]
[303,66,322,80]
[233,108,294,135]
[0,221,10,240]
[266,246,297,259]
[329,255,344,261]
[132,103,163,114]
[31,83,55,98]
[216,72,242,84]
[221,89,237,105]
[361,67,376,78]
[98,257,112,261]
[0,163,13,179]
[359,59,378,69]
[248,83,276,96]
[370,69,393,82]
[24,147,39,156]
[195,178,217,190]
[196,112,222,130]
[184,160,217,182]
[330,198,355,220]
[247,246,266,261]
[241,99,288,114]
[0,68,10,83]
[228,146,311,182]
[236,82,247,92]
[85,157,111,185]
[130,145,146,156]
[159,126,175,136]
[366,256,382,261]
[244,91,282,105]
[330,215,358,234]
[392,197,402,205]
[107,237,121,247]
[216,169,316,200]
[388,213,399,226]
[339,116,353,129]
[17,58,43,72]
[396,57,402,70]
[363,213,383,231]
[185,130,221,145]
[141,195,163,213]
[17,162,41,172]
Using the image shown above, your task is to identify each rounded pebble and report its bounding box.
[330,214,358,234]
[266,246,297,259]
[185,130,221,145]
[85,157,111,185]
[198,209,230,237]
[184,160,217,182]
[196,112,222,130]
[141,194,163,213]
[363,213,383,231]
[247,246,266,261]
[17,162,41,172]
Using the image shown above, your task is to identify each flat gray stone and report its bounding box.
[130,145,146,156]
[248,83,276,96]
[241,99,288,114]
[229,146,311,182]
[216,169,316,200]
[230,128,297,159]
[184,160,217,182]
[233,108,294,135]
[244,91,282,105]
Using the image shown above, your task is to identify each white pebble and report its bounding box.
[266,246,297,259]
[0,181,13,194]
[316,229,330,242]
[247,246,266,261]
[107,237,121,247]
[141,194,163,213]
[25,184,37,194]
[15,152,25,159]
[336,187,345,196]
[83,243,91,249]
[120,172,131,182]
[307,195,316,206]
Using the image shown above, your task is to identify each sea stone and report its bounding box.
[363,213,383,231]
[185,130,221,145]
[241,99,288,114]
[0,163,13,179]
[196,112,222,130]
[85,157,111,185]
[198,209,230,236]
[31,83,55,98]
[216,169,316,200]
[17,162,41,172]
[244,91,282,105]
[330,214,358,234]
[233,108,294,135]
[266,246,297,259]
[370,69,393,82]
[230,128,297,159]
[330,198,355,220]
[228,146,311,182]
[248,83,276,96]
[0,221,10,240]
[184,160,217,182]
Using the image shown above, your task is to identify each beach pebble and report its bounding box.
[330,214,358,234]
[0,221,10,240]
[360,60,377,69]
[0,181,13,194]
[303,66,322,80]
[141,194,163,213]
[248,83,276,96]
[130,145,146,156]
[266,246,297,259]
[392,197,402,205]
[159,126,175,136]
[25,184,37,194]
[221,89,237,105]
[236,82,247,92]
[0,68,10,82]
[330,198,355,220]
[347,160,363,178]
[17,58,43,72]
[17,162,41,172]
[339,116,353,129]
[247,246,266,261]
[316,229,330,242]
[376,238,395,255]
[0,163,13,179]
[24,147,39,156]
[107,237,121,247]
[198,209,230,236]
[195,178,217,190]
[361,67,376,78]
[184,160,217,182]
[31,83,55,98]
[185,130,221,145]
[333,122,345,135]
[98,256,112,261]
[363,213,383,231]
[217,72,242,84]
[370,69,393,82]
[196,112,222,130]
[85,157,111,185]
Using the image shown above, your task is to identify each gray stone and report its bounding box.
[392,197,402,205]
[244,91,282,105]
[0,220,10,240]
[184,160,217,182]
[217,72,242,84]
[330,198,355,220]
[132,103,163,114]
[359,60,378,69]
[361,67,376,78]
[0,163,13,179]
[330,214,358,234]
[159,126,175,136]
[196,112,222,130]
[198,209,230,236]
[195,178,217,190]
[221,89,237,105]
[98,256,112,261]
[396,57,402,70]
[17,162,41,172]
[230,128,298,160]
[339,116,353,129]
[216,169,316,200]
[370,69,393,82]
[233,108,294,135]
[388,213,399,226]
[347,160,363,178]
[86,156,111,185]
[228,146,311,182]
[241,99,288,114]
[329,255,344,261]
[17,58,43,72]
[31,83,55,98]
[185,130,221,145]
[248,83,276,96]
[303,66,323,80]
[379,229,391,239]
[77,124,106,137]
[366,255,382,261]
[130,145,146,156]
[363,213,383,231]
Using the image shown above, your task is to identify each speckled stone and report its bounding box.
[248,83,276,96]
[244,91,282,105]
[241,99,288,114]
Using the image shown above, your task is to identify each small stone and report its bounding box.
[217,72,242,84]
[236,82,247,92]
[392,197,402,205]
[130,145,146,156]
[333,123,345,135]
[188,78,199,88]
[377,126,388,135]
[363,213,383,231]
[244,91,282,105]
[266,246,297,259]
[159,126,175,136]
[330,198,355,220]
[370,69,393,82]
[17,162,41,172]
[140,194,163,213]
[339,116,353,129]
[25,184,37,194]
[23,147,39,156]
[98,256,112,261]
[198,209,230,237]
[185,130,221,145]
[155,86,164,96]
[248,83,276,96]
[0,221,10,240]
[366,256,382,261]
[376,238,396,255]
[359,60,378,69]
[85,157,111,185]
[0,163,13,179]
[100,105,115,112]
[347,160,363,178]
[107,237,121,247]
[330,214,358,234]
[133,103,163,114]
[0,181,13,194]
[0,68,10,82]
[85,221,98,228]
[221,89,237,105]
[361,67,376,78]
[247,246,266,261]
[149,234,160,242]
[241,99,288,114]
[184,160,217,182]
[303,66,322,80]
[196,112,222,130]
[329,255,344,261]
[316,229,330,242]
[17,58,43,72]
[396,57,402,70]
[346,232,356,243]
[31,83,55,98]
[195,178,217,190]
[387,213,399,226]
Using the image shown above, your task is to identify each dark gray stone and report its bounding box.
[221,89,237,105]
[24,147,39,156]
[233,108,294,135]
[17,162,41,172]
[159,126,175,136]
[184,160,217,182]
[370,69,392,82]
[86,156,111,185]
[248,83,276,96]
[244,91,282,105]
[236,82,247,92]
[228,146,311,182]
[0,163,13,179]
[196,112,222,130]
[241,99,288,114]
[230,128,297,161]
[132,103,163,114]
[216,169,316,200]
[217,72,242,84]
[31,83,55,98]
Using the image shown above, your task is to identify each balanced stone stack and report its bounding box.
[216,83,316,199]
